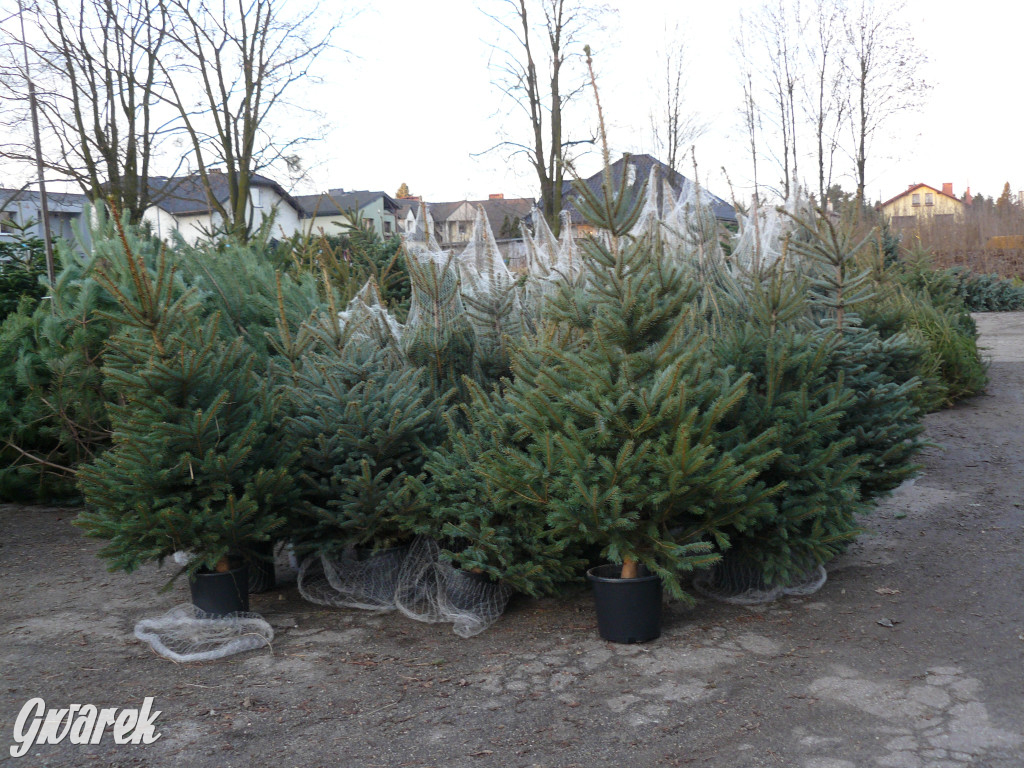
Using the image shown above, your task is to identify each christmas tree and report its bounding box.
[280,339,448,555]
[783,206,925,500]
[433,159,777,600]
[75,220,296,578]
[0,208,129,500]
[418,382,585,597]
[710,270,865,585]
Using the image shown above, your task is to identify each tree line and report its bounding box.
[1,0,926,244]
[0,0,339,241]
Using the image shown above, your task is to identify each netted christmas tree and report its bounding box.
[456,206,527,383]
[75,221,296,579]
[402,233,477,399]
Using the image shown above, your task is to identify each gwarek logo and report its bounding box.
[9,697,162,758]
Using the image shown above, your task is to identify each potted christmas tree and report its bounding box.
[444,150,777,642]
[75,224,296,616]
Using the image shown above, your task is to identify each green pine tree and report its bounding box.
[75,223,296,579]
[0,209,131,501]
[711,271,865,584]
[417,384,585,596]
[435,166,778,600]
[281,341,449,555]
[783,206,926,500]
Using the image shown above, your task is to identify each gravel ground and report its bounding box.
[2,312,1022,768]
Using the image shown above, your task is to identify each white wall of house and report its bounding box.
[142,205,181,242]
[251,187,301,240]
[144,184,302,244]
[302,213,353,238]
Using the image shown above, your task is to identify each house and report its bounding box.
[0,187,90,249]
[395,197,422,235]
[408,195,535,245]
[882,183,966,228]
[294,190,401,240]
[143,171,302,243]
[542,153,737,235]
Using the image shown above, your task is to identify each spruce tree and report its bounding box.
[457,206,526,384]
[784,207,925,500]
[280,340,448,556]
[437,165,777,600]
[402,244,476,399]
[418,384,585,597]
[711,271,865,584]
[0,210,129,500]
[75,223,296,578]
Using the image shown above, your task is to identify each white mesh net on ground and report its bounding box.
[297,546,408,612]
[133,604,274,662]
[693,558,827,605]
[394,537,512,639]
[297,538,511,637]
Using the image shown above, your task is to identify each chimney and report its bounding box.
[942,182,953,196]
[965,186,973,205]
[489,193,504,200]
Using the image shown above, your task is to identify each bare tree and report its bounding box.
[845,0,927,205]
[485,0,607,236]
[156,0,338,241]
[0,0,175,224]
[750,0,802,201]
[648,25,707,177]
[803,0,848,205]
[735,17,763,204]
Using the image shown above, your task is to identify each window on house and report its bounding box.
[362,218,373,230]
[925,192,934,206]
[251,188,263,208]
[458,222,467,237]
[0,211,14,233]
[383,220,392,235]
[911,193,921,206]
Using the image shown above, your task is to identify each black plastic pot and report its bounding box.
[189,564,250,616]
[587,564,662,644]
[246,541,277,594]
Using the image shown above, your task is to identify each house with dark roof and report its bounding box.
[143,171,302,243]
[543,153,736,233]
[407,195,535,245]
[0,187,90,251]
[294,190,401,240]
[881,182,966,229]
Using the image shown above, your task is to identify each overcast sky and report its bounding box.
[306,0,1023,206]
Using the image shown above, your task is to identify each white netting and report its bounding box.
[295,539,512,637]
[337,278,405,357]
[458,206,526,369]
[394,537,512,638]
[296,545,409,612]
[693,558,828,605]
[133,604,274,662]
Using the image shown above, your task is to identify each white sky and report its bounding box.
[306,0,1024,206]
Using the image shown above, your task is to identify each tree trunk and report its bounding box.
[620,557,639,579]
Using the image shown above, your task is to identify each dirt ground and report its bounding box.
[2,312,1023,768]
